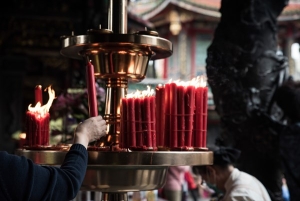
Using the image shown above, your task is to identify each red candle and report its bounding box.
[86,61,98,117]
[194,86,203,147]
[144,96,152,147]
[155,84,165,147]
[164,83,171,147]
[35,85,43,105]
[170,82,178,148]
[201,87,208,147]
[42,113,50,145]
[150,95,156,148]
[25,111,50,146]
[135,97,143,146]
[120,98,128,148]
[177,84,185,147]
[184,85,195,147]
[127,97,136,147]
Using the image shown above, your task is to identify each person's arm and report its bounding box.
[0,116,106,201]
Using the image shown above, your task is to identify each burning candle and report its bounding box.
[135,97,143,146]
[142,95,152,147]
[86,61,98,117]
[120,87,156,150]
[164,83,171,147]
[121,87,156,150]
[142,87,156,149]
[177,83,185,147]
[127,97,136,147]
[170,82,178,148]
[184,84,195,147]
[201,86,208,147]
[150,95,156,148]
[193,76,206,148]
[155,84,165,147]
[26,86,55,147]
[120,98,128,148]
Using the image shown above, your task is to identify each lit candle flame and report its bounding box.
[28,86,55,118]
[191,75,207,88]
[19,133,26,140]
[126,86,155,98]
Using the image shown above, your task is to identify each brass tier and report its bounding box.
[60,31,172,83]
[61,32,172,61]
[16,149,213,192]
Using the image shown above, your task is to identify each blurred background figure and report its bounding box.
[198,179,215,200]
[282,176,290,201]
[274,79,300,201]
[184,166,200,201]
[161,166,190,201]
[193,146,271,201]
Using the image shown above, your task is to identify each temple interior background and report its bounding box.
[0,0,300,153]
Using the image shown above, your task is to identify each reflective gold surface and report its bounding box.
[104,78,128,145]
[82,166,167,192]
[86,47,151,82]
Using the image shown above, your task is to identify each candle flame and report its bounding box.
[19,133,26,139]
[198,75,207,87]
[164,76,207,88]
[142,85,155,97]
[28,86,55,117]
[191,75,207,88]
[126,86,155,98]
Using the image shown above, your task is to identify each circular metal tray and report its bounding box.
[16,149,212,166]
[16,149,212,192]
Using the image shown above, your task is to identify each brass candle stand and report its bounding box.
[16,1,213,200]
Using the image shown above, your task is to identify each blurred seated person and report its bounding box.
[193,146,271,201]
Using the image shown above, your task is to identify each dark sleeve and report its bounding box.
[0,144,88,201]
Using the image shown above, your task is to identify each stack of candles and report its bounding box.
[156,76,208,150]
[120,86,156,150]
[25,85,55,147]
[120,76,208,151]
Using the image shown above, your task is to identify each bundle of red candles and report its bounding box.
[156,76,208,150]
[25,85,55,147]
[120,76,208,151]
[120,87,156,150]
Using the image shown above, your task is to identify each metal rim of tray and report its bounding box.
[16,149,213,166]
[60,33,173,60]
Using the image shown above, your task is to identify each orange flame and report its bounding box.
[126,85,155,98]
[28,86,55,117]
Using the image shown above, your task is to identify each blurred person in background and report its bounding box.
[274,78,300,201]
[193,146,271,201]
[184,166,200,201]
[162,166,190,201]
[282,176,290,201]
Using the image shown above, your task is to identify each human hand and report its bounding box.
[73,116,107,149]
